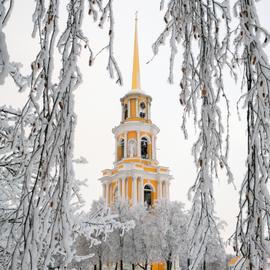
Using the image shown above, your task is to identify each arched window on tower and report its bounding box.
[144,184,153,208]
[118,139,125,160]
[141,137,148,159]
[139,102,146,118]
[124,104,128,120]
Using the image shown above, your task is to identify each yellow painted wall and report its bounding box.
[127,131,137,139]
[125,178,128,200]
[117,137,124,161]
[121,95,152,123]
[148,143,152,159]
[109,181,116,205]
[107,175,162,206]
[118,158,153,165]
[144,166,157,173]
[152,263,165,270]
[137,180,140,202]
[130,98,137,118]
[128,176,133,201]
[117,145,121,161]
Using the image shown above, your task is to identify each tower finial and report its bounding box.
[131,12,141,90]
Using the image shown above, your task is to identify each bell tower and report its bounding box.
[99,16,172,207]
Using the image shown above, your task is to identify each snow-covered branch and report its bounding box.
[153,1,233,269]
[86,0,123,85]
[232,0,270,268]
[0,0,121,269]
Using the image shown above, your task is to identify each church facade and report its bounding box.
[99,16,172,208]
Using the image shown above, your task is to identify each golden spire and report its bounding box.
[131,12,141,90]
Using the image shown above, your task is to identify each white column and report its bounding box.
[162,181,165,199]
[128,100,131,118]
[102,183,106,199]
[117,178,121,199]
[132,177,137,205]
[125,178,129,198]
[157,180,162,200]
[124,132,128,158]
[152,135,155,160]
[138,178,141,203]
[140,178,144,204]
[153,136,157,160]
[115,137,118,162]
[137,178,140,203]
[149,103,151,120]
[166,182,170,199]
[137,132,141,158]
[121,178,125,200]
[164,181,168,199]
[147,102,150,120]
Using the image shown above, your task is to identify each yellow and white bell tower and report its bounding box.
[99,16,172,207]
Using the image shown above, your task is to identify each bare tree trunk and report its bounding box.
[115,262,118,270]
[166,261,173,270]
[203,260,206,270]
[99,259,102,270]
[144,262,148,270]
[120,260,123,270]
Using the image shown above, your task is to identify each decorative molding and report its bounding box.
[140,134,152,143]
[99,169,172,184]
[120,91,152,103]
[113,122,159,137]
[144,182,156,192]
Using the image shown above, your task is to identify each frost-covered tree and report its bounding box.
[151,200,188,270]
[75,199,192,270]
[153,1,233,269]
[122,205,145,270]
[201,221,227,270]
[122,201,190,270]
[77,200,112,270]
[106,200,133,270]
[126,204,156,270]
[0,0,122,269]
[72,199,134,270]
[232,0,270,268]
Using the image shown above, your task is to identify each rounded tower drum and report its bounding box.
[99,16,172,208]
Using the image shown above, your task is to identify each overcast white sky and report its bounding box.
[1,0,270,254]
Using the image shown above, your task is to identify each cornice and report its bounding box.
[99,168,173,184]
[112,121,160,136]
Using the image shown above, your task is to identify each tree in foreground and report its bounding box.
[232,0,270,268]
[0,0,121,269]
[153,1,233,269]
